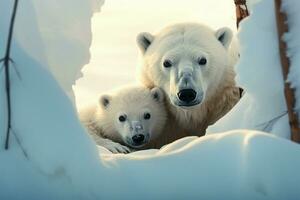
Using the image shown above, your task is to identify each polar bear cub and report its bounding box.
[79,85,167,153]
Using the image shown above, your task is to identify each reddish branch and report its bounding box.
[275,0,300,143]
[234,0,249,28]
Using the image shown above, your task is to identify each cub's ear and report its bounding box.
[151,87,164,102]
[99,94,111,109]
[215,27,233,49]
[136,32,154,54]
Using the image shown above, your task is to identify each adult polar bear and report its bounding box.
[137,23,241,148]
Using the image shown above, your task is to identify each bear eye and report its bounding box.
[118,115,127,122]
[144,113,151,120]
[198,57,207,65]
[163,59,172,68]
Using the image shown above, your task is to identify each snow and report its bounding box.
[0,0,104,198]
[1,0,300,199]
[282,0,300,119]
[208,0,291,138]
[6,0,105,103]
[101,131,300,200]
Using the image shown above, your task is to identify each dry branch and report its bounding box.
[275,0,300,143]
[0,0,19,149]
[234,0,249,28]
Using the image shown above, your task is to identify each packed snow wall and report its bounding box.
[208,0,300,138]
[0,0,104,103]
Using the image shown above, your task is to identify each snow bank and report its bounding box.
[3,0,104,102]
[0,0,104,199]
[282,0,300,119]
[99,131,300,200]
[208,0,291,138]
[1,0,300,199]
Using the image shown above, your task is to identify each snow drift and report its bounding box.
[1,0,300,199]
[208,0,293,138]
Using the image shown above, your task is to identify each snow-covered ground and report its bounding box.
[1,0,300,199]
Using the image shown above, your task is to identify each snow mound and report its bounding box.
[1,0,300,199]
[99,130,300,200]
[208,0,291,138]
[282,0,300,119]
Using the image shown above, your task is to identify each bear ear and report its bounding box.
[215,27,233,49]
[151,87,164,102]
[99,95,111,109]
[136,32,154,54]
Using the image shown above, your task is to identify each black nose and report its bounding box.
[177,89,197,103]
[132,134,145,145]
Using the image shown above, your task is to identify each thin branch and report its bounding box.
[255,111,288,132]
[11,128,29,159]
[275,0,300,143]
[234,0,249,28]
[0,0,19,150]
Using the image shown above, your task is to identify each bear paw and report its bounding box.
[95,137,131,154]
[104,141,131,154]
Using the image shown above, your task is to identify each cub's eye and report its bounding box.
[163,59,172,68]
[198,57,207,65]
[144,113,151,120]
[118,115,127,122]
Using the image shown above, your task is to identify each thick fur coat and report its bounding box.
[137,23,240,148]
[79,85,167,152]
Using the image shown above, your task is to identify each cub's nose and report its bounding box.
[132,134,145,145]
[177,89,197,103]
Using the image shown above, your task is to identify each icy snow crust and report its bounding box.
[1,0,300,199]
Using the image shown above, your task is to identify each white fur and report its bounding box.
[79,85,167,153]
[137,23,240,148]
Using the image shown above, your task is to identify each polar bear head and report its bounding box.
[98,86,166,149]
[136,23,233,108]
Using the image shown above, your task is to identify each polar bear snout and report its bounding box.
[132,134,145,145]
[126,133,150,148]
[176,89,203,107]
[177,89,197,103]
[124,121,150,148]
[167,63,205,108]
[132,122,143,132]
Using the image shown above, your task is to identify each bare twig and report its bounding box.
[234,0,249,28]
[0,0,19,149]
[11,128,29,159]
[255,111,288,132]
[275,0,300,143]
